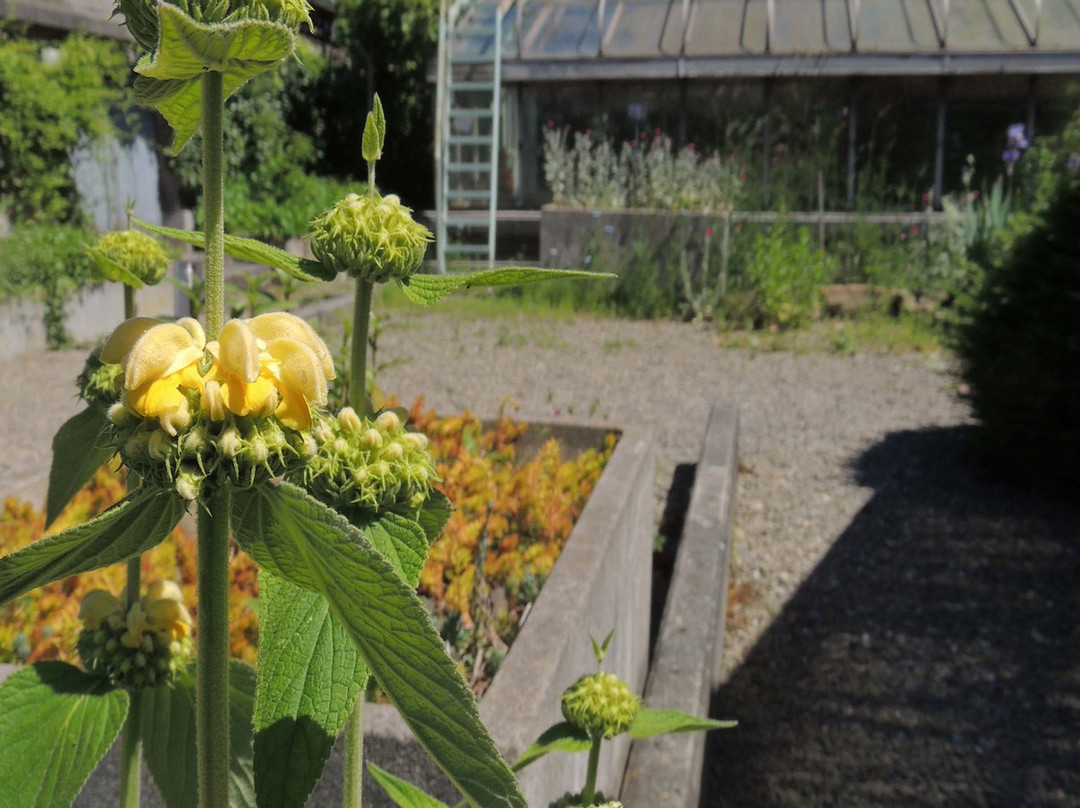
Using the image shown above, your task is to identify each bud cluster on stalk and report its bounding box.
[76,583,193,689]
[77,352,124,411]
[560,671,641,739]
[108,404,316,500]
[295,407,438,517]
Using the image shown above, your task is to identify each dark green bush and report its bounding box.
[0,223,96,348]
[956,180,1080,486]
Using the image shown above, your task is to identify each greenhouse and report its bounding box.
[434,0,1080,248]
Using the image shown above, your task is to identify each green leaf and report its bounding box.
[414,490,453,546]
[133,4,295,151]
[0,487,186,606]
[88,248,144,288]
[0,661,129,808]
[133,219,335,282]
[362,109,381,165]
[373,93,387,152]
[590,629,615,665]
[627,707,737,739]
[253,572,368,808]
[368,762,451,808]
[45,407,112,528]
[232,483,527,808]
[357,511,428,587]
[397,268,616,306]
[511,722,591,773]
[141,661,257,808]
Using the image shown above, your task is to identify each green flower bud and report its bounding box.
[307,192,433,283]
[403,431,428,451]
[238,0,313,29]
[218,427,243,458]
[383,442,404,461]
[375,410,401,433]
[77,353,124,410]
[148,430,172,461]
[560,672,640,739]
[175,472,201,501]
[337,406,363,433]
[88,230,171,287]
[361,428,383,449]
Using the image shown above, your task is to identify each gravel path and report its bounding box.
[4,304,1076,807]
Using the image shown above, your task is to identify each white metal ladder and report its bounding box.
[435,0,506,274]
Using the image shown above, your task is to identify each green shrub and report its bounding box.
[0,223,96,348]
[0,30,131,224]
[956,180,1080,486]
[723,224,835,329]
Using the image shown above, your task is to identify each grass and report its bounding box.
[713,313,947,357]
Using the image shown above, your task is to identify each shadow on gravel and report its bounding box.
[702,426,1080,808]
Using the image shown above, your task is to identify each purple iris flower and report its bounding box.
[1002,148,1021,165]
[1068,154,1080,172]
[1006,123,1030,150]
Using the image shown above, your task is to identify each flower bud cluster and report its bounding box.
[308,192,432,283]
[88,229,171,287]
[295,407,438,516]
[76,583,192,689]
[110,406,314,500]
[560,672,640,739]
[77,352,123,411]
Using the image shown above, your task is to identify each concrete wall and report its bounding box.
[621,402,739,807]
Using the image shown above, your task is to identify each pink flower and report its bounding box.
[911,226,919,235]
[641,131,648,139]
[565,124,571,132]
[705,227,714,238]
[546,120,555,128]
[630,140,638,147]
[922,192,930,202]
[654,127,661,135]
[900,232,907,241]
[687,142,696,151]
[585,129,592,137]
[739,173,747,181]
[971,190,980,199]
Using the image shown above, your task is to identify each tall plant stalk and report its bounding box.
[196,70,231,808]
[581,734,602,805]
[343,277,373,808]
[118,284,143,808]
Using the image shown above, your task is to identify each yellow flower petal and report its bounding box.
[145,596,191,631]
[78,590,122,630]
[201,380,226,421]
[125,323,205,391]
[218,320,261,384]
[275,386,313,431]
[177,317,206,349]
[266,337,328,406]
[100,317,161,364]
[247,312,336,380]
[146,580,184,603]
[221,373,279,417]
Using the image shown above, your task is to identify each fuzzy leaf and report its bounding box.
[0,486,186,606]
[512,722,591,772]
[88,249,144,288]
[357,511,428,587]
[397,268,615,306]
[414,490,453,545]
[253,572,368,808]
[45,407,113,528]
[231,483,527,808]
[627,707,737,739]
[133,4,294,151]
[140,661,257,808]
[362,110,381,165]
[373,93,387,151]
[368,763,451,808]
[0,662,129,808]
[133,219,335,282]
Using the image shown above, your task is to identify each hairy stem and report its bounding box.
[349,279,374,414]
[118,281,143,808]
[581,733,602,805]
[197,486,232,808]
[343,697,364,808]
[202,71,226,340]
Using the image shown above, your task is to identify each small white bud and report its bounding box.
[218,427,242,458]
[107,402,130,426]
[402,432,428,451]
[384,442,404,461]
[361,428,383,449]
[337,407,363,433]
[375,411,401,433]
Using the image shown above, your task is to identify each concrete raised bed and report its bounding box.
[621,402,739,807]
[2,418,656,808]
[539,205,716,272]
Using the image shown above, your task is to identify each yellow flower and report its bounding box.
[205,313,334,430]
[142,580,192,642]
[77,590,123,630]
[101,317,207,436]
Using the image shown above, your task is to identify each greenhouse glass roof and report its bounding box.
[449,0,1080,79]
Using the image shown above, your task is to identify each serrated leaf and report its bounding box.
[0,486,186,606]
[357,511,428,587]
[231,483,527,808]
[368,762,451,808]
[373,93,386,151]
[133,4,295,151]
[141,661,257,808]
[133,219,335,282]
[414,490,453,545]
[0,662,129,808]
[45,407,113,528]
[511,722,591,773]
[362,110,381,164]
[397,268,616,306]
[253,572,368,808]
[627,707,737,739]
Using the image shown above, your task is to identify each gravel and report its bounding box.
[4,304,1076,807]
